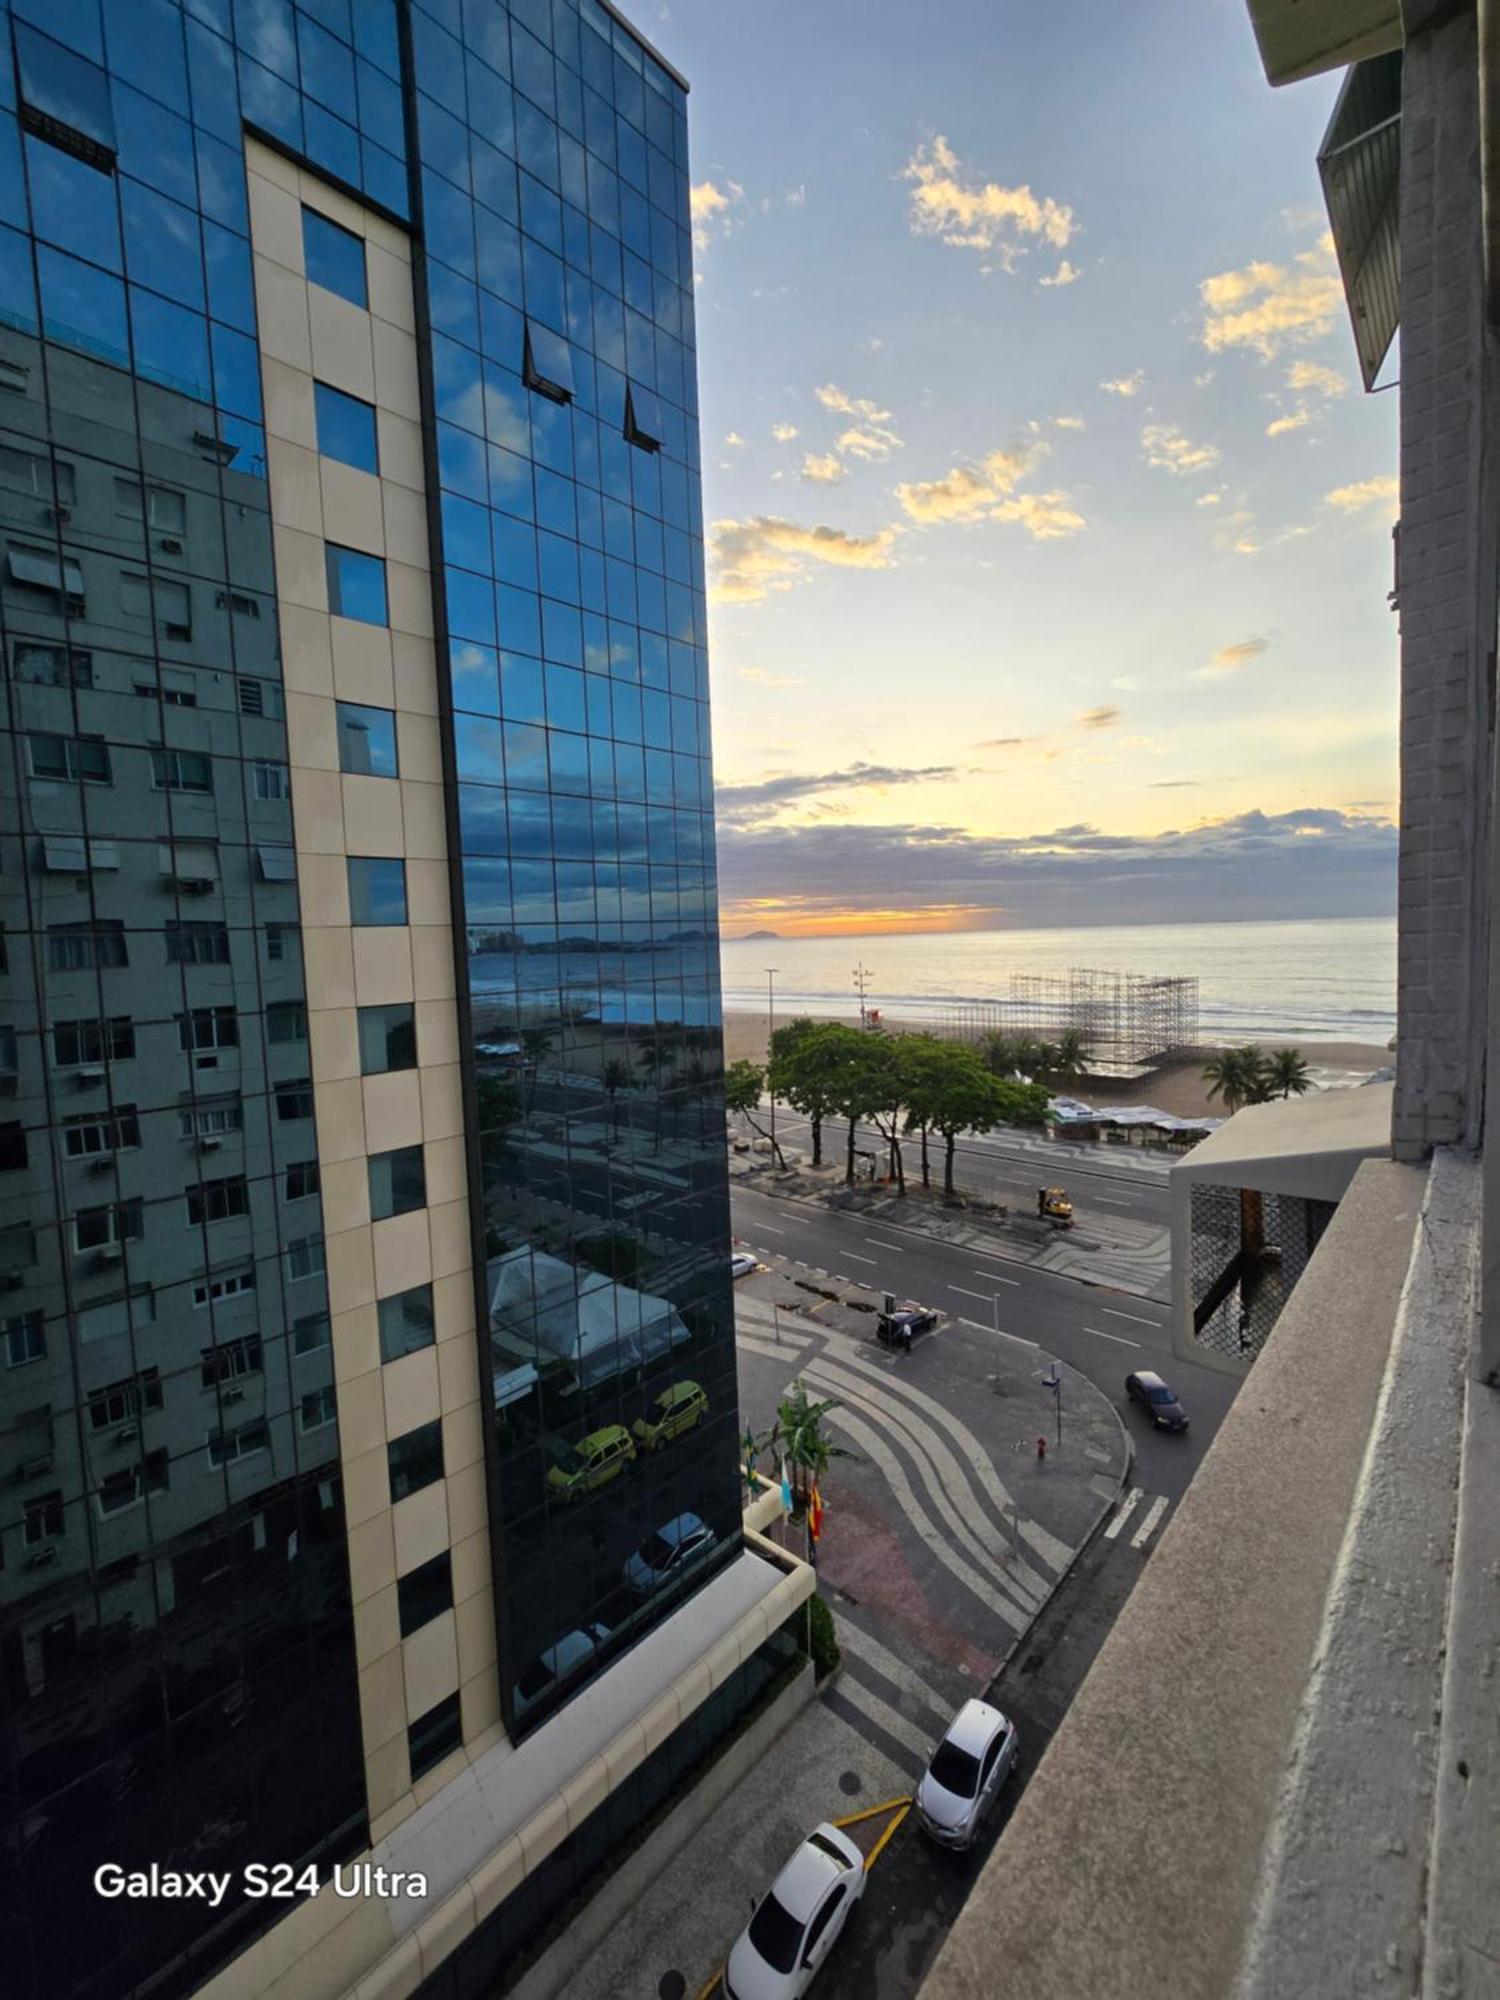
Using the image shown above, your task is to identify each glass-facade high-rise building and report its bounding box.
[0,5,811,1998]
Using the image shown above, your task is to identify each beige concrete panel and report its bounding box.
[454,1610,495,1698]
[410,1744,469,1812]
[354,1583,401,1666]
[320,1155,373,1236]
[363,1738,413,1834]
[289,765,346,854]
[383,1347,441,1436]
[263,355,318,450]
[347,1508,397,1605]
[444,1461,487,1541]
[382,482,429,570]
[470,1834,526,1930]
[602,1719,648,1795]
[312,1076,366,1164]
[301,928,356,1010]
[423,1136,467,1208]
[441,1403,484,1478]
[396,710,443,782]
[299,175,372,239]
[364,209,411,262]
[309,285,376,400]
[418,1064,464,1143]
[339,773,402,858]
[367,241,416,332]
[344,1443,391,1530]
[331,616,395,707]
[376,408,425,493]
[247,139,298,195]
[411,927,455,1000]
[309,1005,360,1083]
[413,1000,459,1067]
[372,318,421,418]
[436,1332,479,1414]
[392,633,439,714]
[352,927,414,1005]
[332,1302,381,1384]
[362,1069,423,1153]
[449,1528,491,1606]
[324,1223,376,1311]
[272,523,328,612]
[295,851,351,929]
[518,1793,570,1879]
[278,602,334,696]
[392,1480,450,1574]
[321,458,386,557]
[402,1613,459,1719]
[432,1268,476,1337]
[386,560,434,639]
[563,1754,610,1834]
[332,1366,386,1460]
[357,1647,409,1753]
[639,1688,682,1758]
[247,169,305,274]
[284,1904,404,2000]
[285,689,340,770]
[414,1879,475,1984]
[255,258,313,371]
[399,781,446,862]
[372,1207,431,1297]
[351,1926,422,2000]
[268,438,324,536]
[427,1198,472,1281]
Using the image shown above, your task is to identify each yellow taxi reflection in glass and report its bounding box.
[631,1380,709,1452]
[545,1423,637,1502]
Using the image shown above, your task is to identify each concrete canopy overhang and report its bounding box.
[1245,0,1402,84]
[1172,1080,1393,1201]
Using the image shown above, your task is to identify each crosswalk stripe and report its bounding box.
[1130,1494,1170,1550]
[837,1618,959,1737]
[806,1359,1047,1610]
[831,1668,935,1764]
[1104,1487,1144,1540]
[814,1329,1074,1574]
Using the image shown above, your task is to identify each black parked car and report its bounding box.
[877,1304,939,1349]
[1125,1370,1189,1431]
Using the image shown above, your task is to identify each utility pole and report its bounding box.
[766,966,778,1166]
[853,960,871,1032]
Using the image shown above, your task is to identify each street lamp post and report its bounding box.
[766,967,778,1166]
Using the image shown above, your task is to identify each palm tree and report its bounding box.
[1264,1047,1313,1099]
[1201,1045,1270,1114]
[1012,1036,1047,1082]
[979,1033,1022,1079]
[1049,1027,1091,1089]
[760,1379,859,1518]
[601,1057,630,1142]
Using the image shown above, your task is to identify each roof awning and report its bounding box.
[159,841,218,882]
[8,548,84,594]
[257,845,296,882]
[1319,51,1403,390]
[1243,0,1400,88]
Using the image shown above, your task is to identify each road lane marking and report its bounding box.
[865,1238,905,1252]
[1131,1495,1170,1549]
[755,1224,787,1235]
[843,1252,877,1265]
[959,1319,1038,1348]
[1090,1195,1137,1207]
[948,1284,1004,1302]
[972,1269,1020,1286]
[1084,1325,1141,1347]
[1102,1306,1161,1327]
[1105,1487,1144,1540]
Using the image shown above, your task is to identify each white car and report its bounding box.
[915,1698,1019,1849]
[730,1251,758,1279]
[512,1623,611,1721]
[623,1512,717,1595]
[725,1822,865,1999]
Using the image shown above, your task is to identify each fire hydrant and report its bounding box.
[1036,1435,1047,1462]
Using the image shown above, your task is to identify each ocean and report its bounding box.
[719,916,1398,1049]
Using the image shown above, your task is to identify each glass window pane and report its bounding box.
[325,543,388,624]
[347,856,407,925]
[388,1419,443,1501]
[336,700,399,776]
[302,205,367,307]
[378,1283,436,1363]
[315,379,379,473]
[369,1144,425,1220]
[15,24,117,158]
[358,1003,417,1075]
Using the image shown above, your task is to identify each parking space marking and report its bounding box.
[1102,1305,1161,1327]
[1105,1487,1144,1540]
[1084,1324,1141,1347]
[865,1238,904,1252]
[1131,1494,1171,1549]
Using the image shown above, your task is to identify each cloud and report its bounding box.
[1195,492,1223,508]
[1077,706,1121,729]
[771,422,800,442]
[737,667,807,688]
[717,805,1398,931]
[1141,422,1221,476]
[1266,409,1313,438]
[724,431,746,448]
[716,761,955,825]
[1194,637,1270,682]
[1199,237,1343,359]
[836,424,903,461]
[1325,475,1399,516]
[1053,415,1086,431]
[902,136,1076,268]
[816,383,893,423]
[799,452,846,485]
[1039,260,1081,287]
[1287,360,1347,399]
[690,178,745,250]
[976,736,1029,749]
[1213,506,1261,556]
[785,186,806,207]
[1100,372,1144,397]
[708,515,902,604]
[1148,780,1201,789]
[891,442,1082,541]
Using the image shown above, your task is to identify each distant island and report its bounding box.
[736,929,781,940]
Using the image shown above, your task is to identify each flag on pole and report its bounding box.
[808,1482,824,1542]
[779,1458,792,1513]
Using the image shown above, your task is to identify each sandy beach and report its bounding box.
[722,1008,1392,1121]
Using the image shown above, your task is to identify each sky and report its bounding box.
[636,0,1402,937]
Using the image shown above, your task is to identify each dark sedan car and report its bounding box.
[1125,1369,1189,1431]
[877,1304,939,1348]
